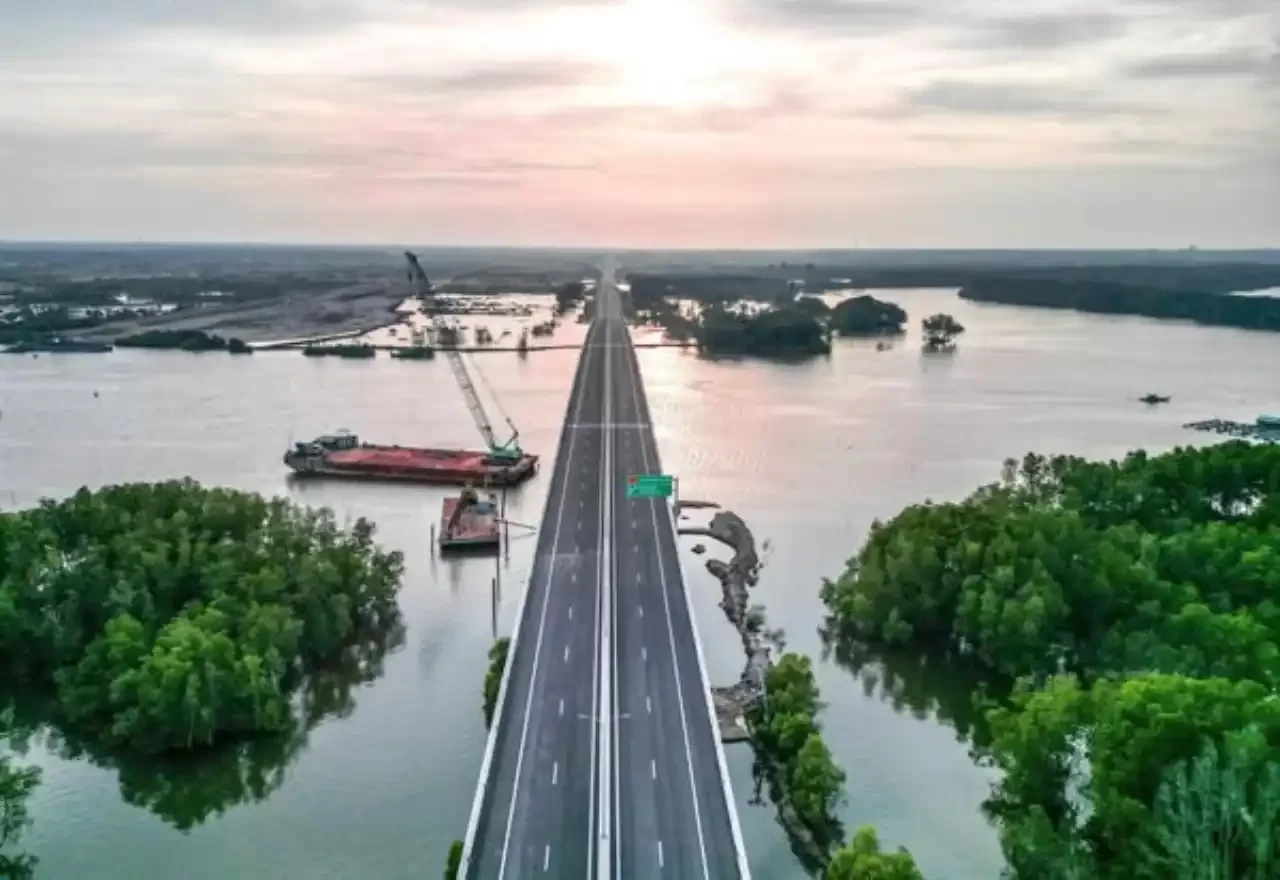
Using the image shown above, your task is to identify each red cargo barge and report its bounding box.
[283,431,538,487]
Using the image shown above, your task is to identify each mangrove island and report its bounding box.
[821,440,1280,880]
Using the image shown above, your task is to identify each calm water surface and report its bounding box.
[3,289,1279,880]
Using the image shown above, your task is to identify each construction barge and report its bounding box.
[438,489,502,552]
[283,431,538,487]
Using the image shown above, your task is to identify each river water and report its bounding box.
[3,288,1279,880]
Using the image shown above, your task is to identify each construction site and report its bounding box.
[284,251,543,556]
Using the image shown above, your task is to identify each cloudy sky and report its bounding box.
[1,0,1277,247]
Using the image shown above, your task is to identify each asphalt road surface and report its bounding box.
[466,317,608,880]
[602,283,744,880]
[465,274,746,879]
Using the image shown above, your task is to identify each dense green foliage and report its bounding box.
[793,296,833,318]
[921,313,965,350]
[115,329,248,352]
[554,281,587,315]
[0,712,40,879]
[483,638,510,729]
[825,826,924,880]
[747,654,846,862]
[628,273,790,304]
[0,481,404,756]
[696,306,830,358]
[302,343,377,358]
[822,441,1280,879]
[0,306,119,344]
[961,277,1280,332]
[444,839,463,879]
[830,296,907,336]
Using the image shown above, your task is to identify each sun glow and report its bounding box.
[605,0,744,108]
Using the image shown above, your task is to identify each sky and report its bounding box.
[1,0,1277,248]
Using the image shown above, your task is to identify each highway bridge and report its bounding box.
[460,270,752,878]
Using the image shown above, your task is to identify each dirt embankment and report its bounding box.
[678,507,777,739]
[79,281,408,344]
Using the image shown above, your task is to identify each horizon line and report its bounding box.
[2,240,1278,254]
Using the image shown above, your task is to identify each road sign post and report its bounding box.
[626,473,674,499]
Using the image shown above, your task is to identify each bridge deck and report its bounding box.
[461,273,749,879]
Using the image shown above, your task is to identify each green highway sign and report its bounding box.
[626,473,674,499]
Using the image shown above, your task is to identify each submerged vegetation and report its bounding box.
[921,313,965,351]
[391,345,435,360]
[302,343,377,359]
[482,638,511,729]
[746,653,847,870]
[0,481,405,843]
[822,441,1280,879]
[0,710,41,878]
[444,839,463,879]
[696,305,830,358]
[0,481,404,755]
[960,276,1280,332]
[115,328,250,352]
[830,295,907,336]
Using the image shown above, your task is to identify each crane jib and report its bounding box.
[404,250,523,462]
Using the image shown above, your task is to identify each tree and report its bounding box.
[1142,726,1280,880]
[921,313,965,350]
[444,839,463,879]
[823,440,1280,880]
[830,296,907,336]
[825,826,924,880]
[0,481,405,755]
[0,712,40,879]
[483,638,510,729]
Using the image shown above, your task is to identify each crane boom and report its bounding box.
[404,251,522,462]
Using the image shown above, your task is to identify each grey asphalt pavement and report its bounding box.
[465,274,746,879]
[467,318,607,880]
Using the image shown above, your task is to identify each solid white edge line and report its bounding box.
[623,322,755,880]
[458,318,596,876]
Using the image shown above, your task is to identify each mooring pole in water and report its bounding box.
[430,523,436,559]
[490,576,498,639]
[501,489,510,563]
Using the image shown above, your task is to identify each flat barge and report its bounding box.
[439,491,501,553]
[283,431,538,487]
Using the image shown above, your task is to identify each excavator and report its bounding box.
[404,251,524,465]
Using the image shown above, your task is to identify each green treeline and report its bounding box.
[302,343,377,358]
[554,281,586,315]
[0,709,41,878]
[0,481,404,755]
[961,277,1280,332]
[746,654,847,864]
[629,273,791,304]
[0,306,121,345]
[4,274,337,308]
[115,329,251,352]
[822,441,1280,879]
[830,295,907,336]
[695,306,830,357]
[483,638,510,729]
[391,345,435,360]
